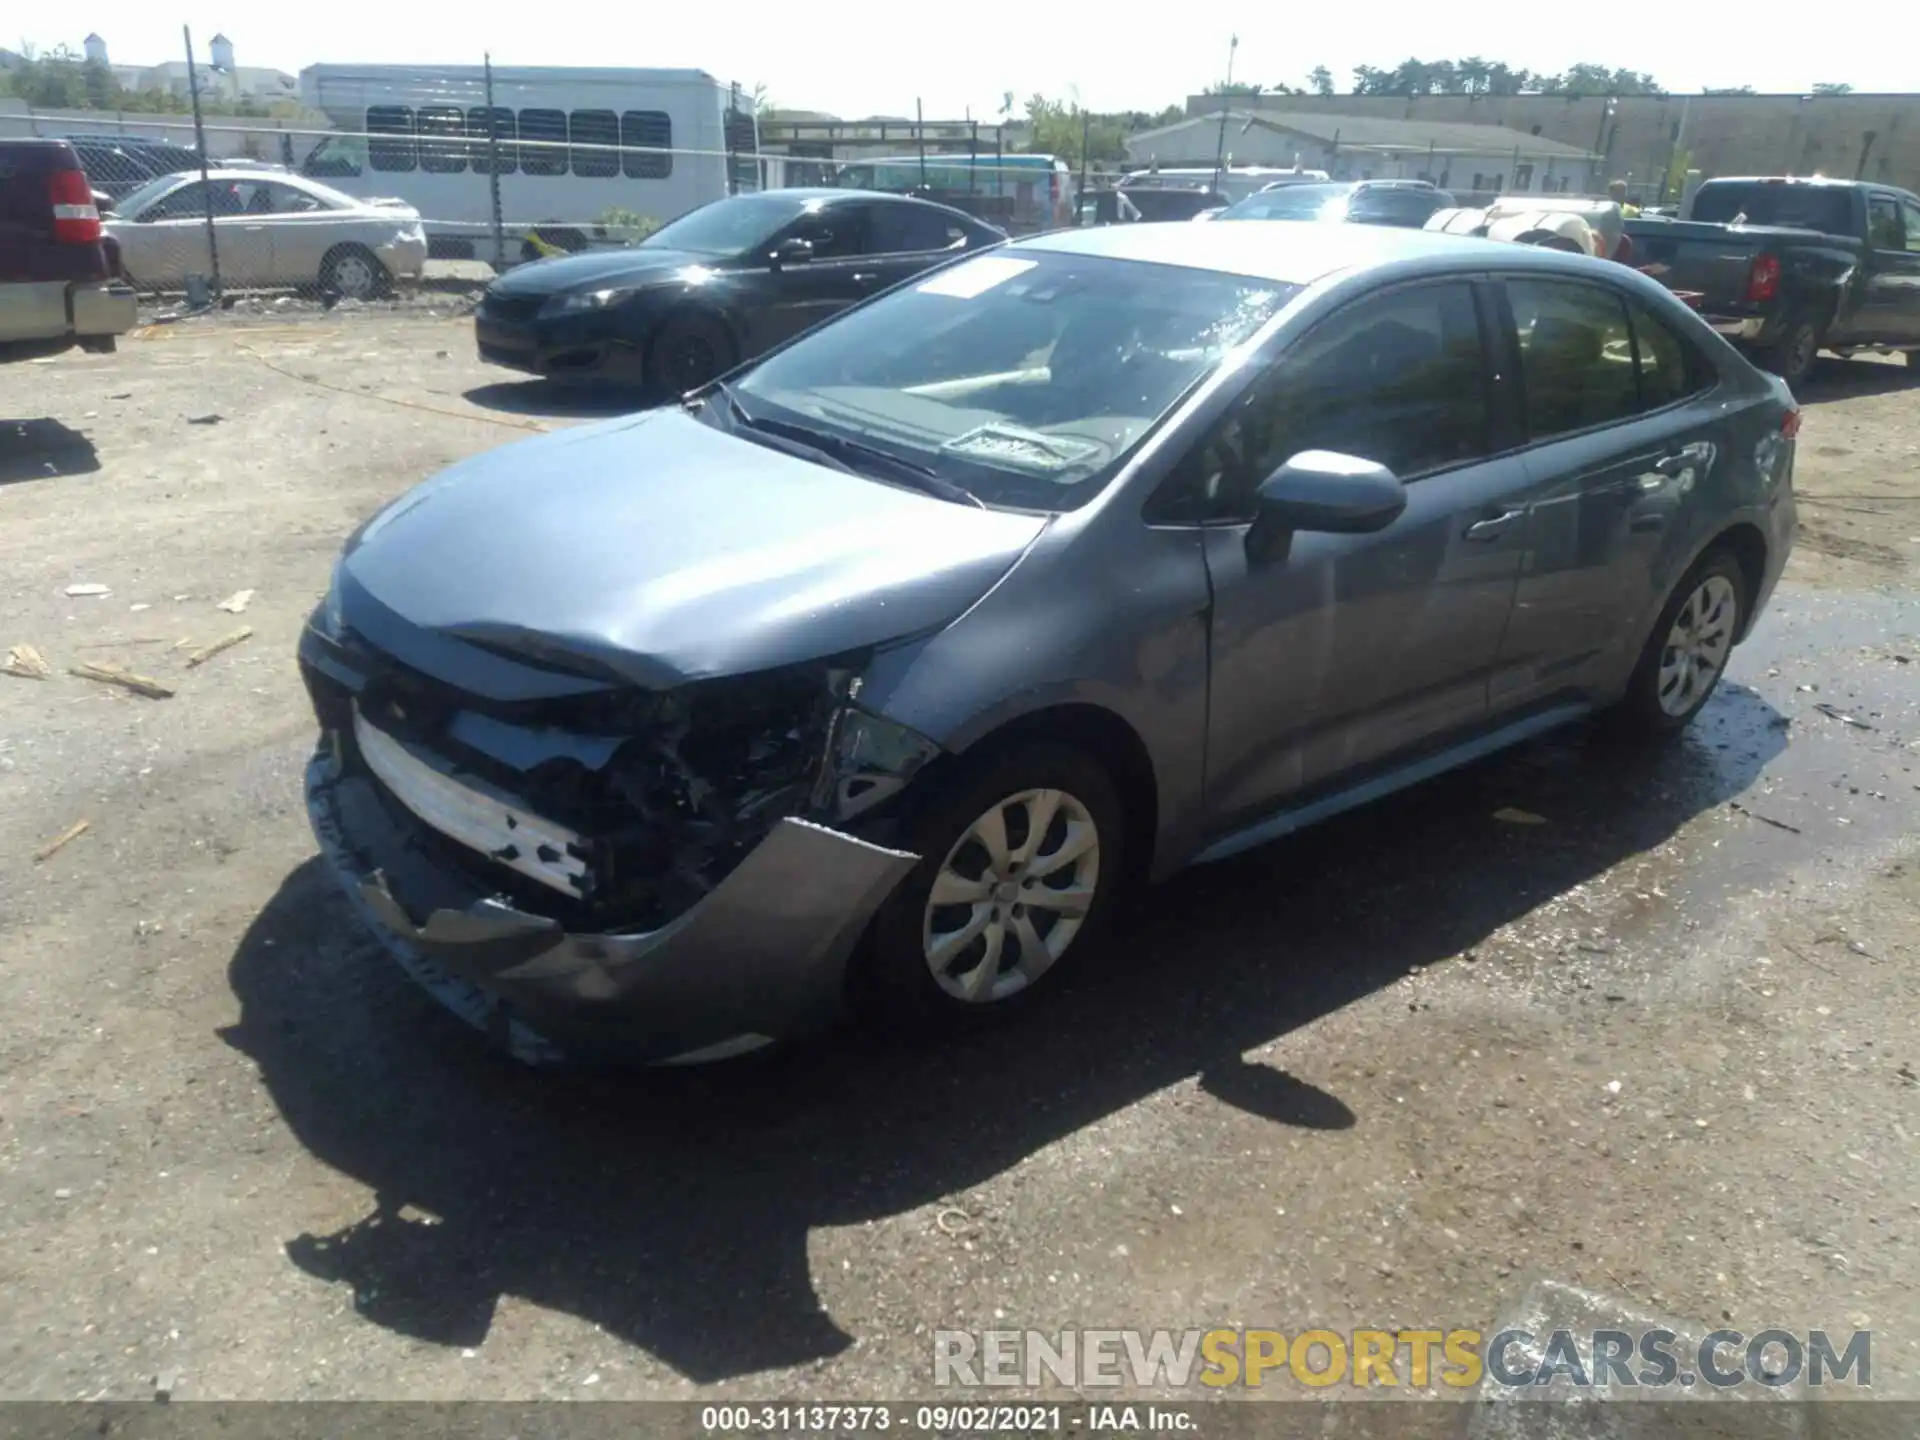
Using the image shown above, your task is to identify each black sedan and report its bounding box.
[1221,180,1454,229]
[474,189,1005,393]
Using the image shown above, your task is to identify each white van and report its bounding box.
[297,64,772,260]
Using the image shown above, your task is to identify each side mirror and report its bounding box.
[1248,451,1407,559]
[771,236,814,268]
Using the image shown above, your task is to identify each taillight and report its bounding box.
[48,168,102,244]
[1745,253,1781,303]
[1781,408,1802,439]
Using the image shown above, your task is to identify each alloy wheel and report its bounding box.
[330,253,377,301]
[1656,573,1737,716]
[922,787,1101,1004]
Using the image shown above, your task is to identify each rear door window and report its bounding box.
[1627,298,1715,409]
[867,202,967,255]
[1505,279,1639,440]
[1867,196,1904,250]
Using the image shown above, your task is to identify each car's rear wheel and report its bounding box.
[320,244,387,302]
[644,310,737,397]
[855,742,1124,1028]
[1610,548,1749,736]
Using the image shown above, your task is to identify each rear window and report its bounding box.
[1690,183,1852,235]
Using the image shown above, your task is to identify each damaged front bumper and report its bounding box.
[305,740,917,1066]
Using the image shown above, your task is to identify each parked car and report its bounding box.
[1626,176,1920,384]
[65,138,172,206]
[103,170,426,299]
[0,139,138,364]
[1076,186,1230,226]
[303,221,1797,1067]
[473,189,1006,392]
[62,134,206,181]
[1219,180,1454,229]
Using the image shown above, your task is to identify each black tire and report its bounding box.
[852,741,1126,1031]
[1757,315,1820,389]
[644,309,737,397]
[1608,548,1750,737]
[319,244,389,302]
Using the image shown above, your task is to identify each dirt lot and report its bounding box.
[2,310,1918,1405]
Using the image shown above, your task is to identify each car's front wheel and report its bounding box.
[856,742,1125,1028]
[645,310,737,397]
[1611,548,1749,735]
[320,244,388,302]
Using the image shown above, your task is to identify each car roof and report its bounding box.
[1016,219,1565,285]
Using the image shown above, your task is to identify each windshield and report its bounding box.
[1221,184,1355,221]
[727,250,1296,511]
[642,194,812,256]
[1690,183,1852,234]
[111,173,186,217]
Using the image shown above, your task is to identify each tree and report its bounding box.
[1308,66,1334,96]
[0,43,280,117]
[1701,85,1755,95]
[1536,63,1663,95]
[1812,82,1853,95]
[1203,80,1264,97]
[1021,93,1128,168]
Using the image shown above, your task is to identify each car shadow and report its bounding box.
[463,381,657,420]
[0,418,102,486]
[224,685,1786,1382]
[1797,354,1916,404]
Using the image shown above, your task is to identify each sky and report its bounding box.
[19,3,1900,120]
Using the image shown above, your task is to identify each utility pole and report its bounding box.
[484,53,505,269]
[1211,34,1239,192]
[182,26,220,304]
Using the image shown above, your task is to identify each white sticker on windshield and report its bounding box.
[916,255,1039,299]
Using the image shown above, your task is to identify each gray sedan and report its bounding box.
[105,169,426,298]
[300,221,1797,1064]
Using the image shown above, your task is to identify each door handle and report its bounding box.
[852,271,879,285]
[1652,453,1691,476]
[1463,508,1524,541]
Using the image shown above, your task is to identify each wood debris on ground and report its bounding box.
[185,626,254,668]
[216,589,254,614]
[33,820,91,863]
[68,661,175,699]
[4,644,53,680]
[1492,807,1548,826]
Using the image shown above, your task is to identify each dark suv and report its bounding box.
[1,139,138,362]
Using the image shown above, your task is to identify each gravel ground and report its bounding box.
[1,311,1917,1405]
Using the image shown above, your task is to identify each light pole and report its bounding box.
[1211,34,1239,192]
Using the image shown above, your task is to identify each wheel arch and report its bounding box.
[936,701,1161,885]
[1709,520,1770,642]
[642,299,745,377]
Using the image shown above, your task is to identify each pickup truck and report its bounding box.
[1624,177,1920,385]
[1,138,139,364]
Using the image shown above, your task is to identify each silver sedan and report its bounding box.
[105,170,427,299]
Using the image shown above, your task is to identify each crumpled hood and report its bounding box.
[338,408,1047,690]
[487,247,711,296]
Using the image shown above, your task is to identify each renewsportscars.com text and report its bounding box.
[933,1327,1871,1389]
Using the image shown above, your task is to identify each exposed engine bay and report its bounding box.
[307,637,937,934]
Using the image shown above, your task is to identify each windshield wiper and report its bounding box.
[705,387,983,508]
